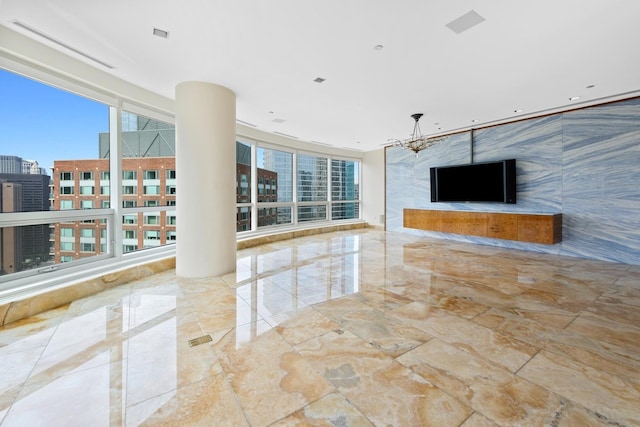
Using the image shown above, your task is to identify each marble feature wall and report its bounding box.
[561,100,640,264]
[386,97,640,265]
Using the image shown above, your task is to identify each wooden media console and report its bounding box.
[403,209,562,245]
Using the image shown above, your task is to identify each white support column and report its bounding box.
[175,82,236,277]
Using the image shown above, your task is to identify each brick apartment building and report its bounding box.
[52,157,176,263]
[52,153,277,262]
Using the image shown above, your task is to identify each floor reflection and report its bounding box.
[1,229,640,426]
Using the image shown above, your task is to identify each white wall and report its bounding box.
[362,148,385,228]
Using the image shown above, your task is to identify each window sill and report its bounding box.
[1,220,369,326]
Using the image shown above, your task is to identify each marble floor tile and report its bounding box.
[0,305,66,351]
[213,323,334,426]
[349,286,414,312]
[270,392,373,427]
[564,314,640,356]
[580,298,640,327]
[598,285,640,308]
[274,307,341,347]
[315,296,433,357]
[4,356,125,427]
[389,301,538,372]
[1,229,640,426]
[125,374,248,427]
[459,412,499,426]
[473,303,640,385]
[518,349,640,426]
[294,330,472,426]
[235,278,312,328]
[397,338,563,426]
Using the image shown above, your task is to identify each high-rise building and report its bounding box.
[236,142,278,230]
[98,112,176,159]
[0,155,22,174]
[262,150,292,202]
[0,169,51,274]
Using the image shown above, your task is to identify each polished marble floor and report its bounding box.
[1,229,640,426]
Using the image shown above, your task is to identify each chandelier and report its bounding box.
[392,113,448,156]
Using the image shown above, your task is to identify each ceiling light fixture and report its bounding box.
[391,113,448,157]
[314,77,326,83]
[569,96,581,101]
[514,109,524,113]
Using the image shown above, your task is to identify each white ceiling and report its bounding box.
[2,0,640,152]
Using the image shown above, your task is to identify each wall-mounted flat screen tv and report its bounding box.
[430,159,516,204]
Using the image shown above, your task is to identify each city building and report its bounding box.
[236,141,279,230]
[51,157,177,263]
[0,155,47,176]
[0,158,50,274]
[50,130,286,260]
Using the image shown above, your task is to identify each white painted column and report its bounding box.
[175,82,236,277]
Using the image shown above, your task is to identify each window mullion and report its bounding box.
[109,103,123,258]
[292,152,298,225]
[327,157,332,221]
[250,143,258,232]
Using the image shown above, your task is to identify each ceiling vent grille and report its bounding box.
[446,10,485,34]
[12,20,116,69]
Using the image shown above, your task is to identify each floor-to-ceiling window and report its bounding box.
[331,158,360,220]
[236,144,362,231]
[0,66,362,292]
[257,145,293,228]
[236,141,252,232]
[297,153,329,223]
[119,111,176,253]
[0,68,111,283]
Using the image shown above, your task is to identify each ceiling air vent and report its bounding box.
[12,20,116,69]
[446,10,485,34]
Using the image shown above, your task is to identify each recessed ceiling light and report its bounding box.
[586,85,595,89]
[514,109,524,113]
[314,77,326,83]
[471,119,479,123]
[153,28,169,39]
[374,45,384,50]
[569,96,581,101]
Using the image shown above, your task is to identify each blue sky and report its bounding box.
[0,68,108,172]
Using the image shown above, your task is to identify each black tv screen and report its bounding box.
[430,159,516,204]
